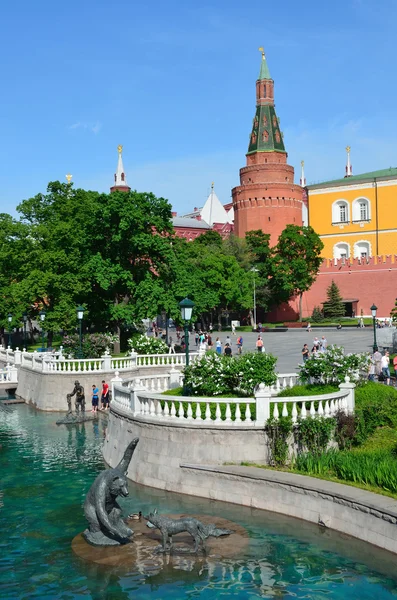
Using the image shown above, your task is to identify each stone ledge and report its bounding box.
[110,404,262,431]
[180,464,397,523]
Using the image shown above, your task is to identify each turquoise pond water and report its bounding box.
[2,406,397,600]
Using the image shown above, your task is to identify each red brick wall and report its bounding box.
[269,256,397,320]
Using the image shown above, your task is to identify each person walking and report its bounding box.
[393,354,397,382]
[168,337,175,354]
[236,335,243,355]
[256,335,264,353]
[225,335,232,348]
[306,322,312,332]
[320,336,327,352]
[231,323,236,335]
[373,348,382,378]
[101,380,110,409]
[368,354,375,381]
[302,344,310,361]
[215,337,222,355]
[91,384,99,414]
[381,351,391,385]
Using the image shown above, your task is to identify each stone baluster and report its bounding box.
[291,402,298,423]
[9,365,18,383]
[225,403,232,422]
[310,401,315,417]
[195,402,202,421]
[163,400,170,417]
[273,402,279,420]
[324,400,330,417]
[246,403,252,422]
[205,402,211,421]
[318,400,324,416]
[235,403,241,423]
[301,402,307,419]
[215,402,221,422]
[14,348,21,365]
[282,402,288,417]
[187,402,193,419]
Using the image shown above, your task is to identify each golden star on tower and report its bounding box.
[66,174,72,183]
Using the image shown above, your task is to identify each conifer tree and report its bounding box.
[323,280,345,319]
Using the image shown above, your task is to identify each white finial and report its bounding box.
[345,146,352,177]
[300,160,306,187]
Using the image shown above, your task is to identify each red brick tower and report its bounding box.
[232,50,303,245]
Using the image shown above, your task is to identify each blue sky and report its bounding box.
[1,0,397,216]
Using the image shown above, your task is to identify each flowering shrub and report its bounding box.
[128,334,168,355]
[237,352,277,395]
[298,345,369,385]
[183,351,277,397]
[62,333,119,358]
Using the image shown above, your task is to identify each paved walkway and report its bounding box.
[192,328,377,373]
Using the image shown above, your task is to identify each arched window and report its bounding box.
[263,84,267,97]
[352,197,370,222]
[354,240,371,259]
[333,242,350,260]
[332,200,349,224]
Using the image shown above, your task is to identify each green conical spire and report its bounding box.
[258,47,271,80]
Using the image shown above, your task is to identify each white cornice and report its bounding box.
[309,178,397,196]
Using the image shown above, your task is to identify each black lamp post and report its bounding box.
[39,309,46,351]
[179,297,194,366]
[371,303,378,352]
[23,311,28,349]
[7,313,12,349]
[76,305,84,359]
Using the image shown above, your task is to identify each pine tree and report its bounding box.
[323,280,345,319]
[311,305,324,322]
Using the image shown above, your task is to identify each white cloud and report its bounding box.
[68,121,102,134]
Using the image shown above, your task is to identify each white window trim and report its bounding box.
[333,242,350,260]
[352,197,371,223]
[332,199,350,225]
[353,240,372,259]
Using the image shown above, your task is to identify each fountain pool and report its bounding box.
[1,404,397,599]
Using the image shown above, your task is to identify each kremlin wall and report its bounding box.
[110,52,397,320]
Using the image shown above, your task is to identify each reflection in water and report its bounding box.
[1,405,397,599]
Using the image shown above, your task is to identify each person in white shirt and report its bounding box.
[320,336,327,352]
[381,351,390,385]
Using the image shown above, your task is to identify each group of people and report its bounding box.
[368,349,396,385]
[90,380,110,413]
[301,336,328,361]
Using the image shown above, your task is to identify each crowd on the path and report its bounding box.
[191,327,244,357]
[301,336,328,361]
[368,349,396,386]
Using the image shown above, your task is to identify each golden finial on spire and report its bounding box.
[117,144,123,154]
[258,46,265,59]
[301,160,304,167]
[66,174,72,183]
[211,181,214,189]
[346,146,351,153]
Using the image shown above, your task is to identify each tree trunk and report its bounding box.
[249,309,254,329]
[299,292,303,322]
[47,330,53,348]
[217,311,222,331]
[113,324,121,354]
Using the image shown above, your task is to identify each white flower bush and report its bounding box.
[298,345,369,385]
[128,334,168,355]
[183,351,277,397]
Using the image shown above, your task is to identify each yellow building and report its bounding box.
[307,165,397,260]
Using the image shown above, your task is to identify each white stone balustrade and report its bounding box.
[136,353,198,368]
[267,373,299,396]
[268,377,355,423]
[110,377,355,427]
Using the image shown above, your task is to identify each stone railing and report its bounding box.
[0,364,18,383]
[268,373,299,396]
[122,370,183,393]
[0,346,197,374]
[110,376,356,427]
[268,378,355,423]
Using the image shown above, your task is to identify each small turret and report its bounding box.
[300,160,306,187]
[110,145,131,193]
[345,146,353,178]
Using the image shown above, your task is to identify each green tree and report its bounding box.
[323,280,345,319]
[271,225,324,321]
[245,230,273,323]
[84,189,175,352]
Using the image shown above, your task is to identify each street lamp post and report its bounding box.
[76,305,85,359]
[371,304,378,352]
[39,309,46,351]
[7,313,12,349]
[251,268,259,330]
[23,311,28,349]
[179,297,195,367]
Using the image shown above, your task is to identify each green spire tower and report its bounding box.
[247,48,285,155]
